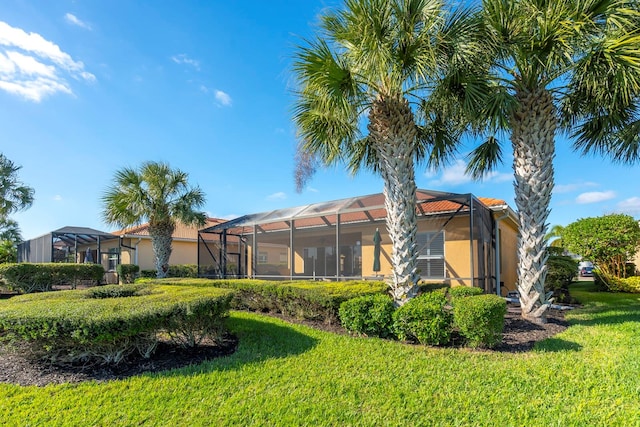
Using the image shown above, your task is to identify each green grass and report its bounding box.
[1,282,639,426]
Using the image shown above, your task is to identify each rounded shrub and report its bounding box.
[339,294,395,338]
[392,291,452,345]
[453,294,507,348]
[0,284,235,364]
[448,286,483,299]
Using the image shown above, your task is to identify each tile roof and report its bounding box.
[115,218,224,240]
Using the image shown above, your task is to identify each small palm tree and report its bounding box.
[292,0,477,305]
[455,0,640,322]
[102,162,207,278]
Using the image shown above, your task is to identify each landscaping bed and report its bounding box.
[0,304,567,386]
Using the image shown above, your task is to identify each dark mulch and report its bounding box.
[0,305,569,387]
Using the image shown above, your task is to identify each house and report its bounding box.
[198,190,519,295]
[17,220,224,282]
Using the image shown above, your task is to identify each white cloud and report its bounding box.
[214,89,232,106]
[427,159,511,186]
[576,191,616,204]
[53,195,62,201]
[306,187,319,193]
[617,197,640,215]
[64,13,91,30]
[555,182,599,194]
[0,21,95,102]
[171,54,200,70]
[267,192,286,201]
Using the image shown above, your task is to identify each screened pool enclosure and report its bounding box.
[198,190,515,294]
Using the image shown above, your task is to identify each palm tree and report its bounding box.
[292,0,477,305]
[456,0,640,323]
[545,224,565,248]
[0,153,34,221]
[102,162,207,278]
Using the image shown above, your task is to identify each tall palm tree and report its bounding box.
[102,162,207,278]
[292,0,477,305]
[457,0,640,323]
[0,153,34,219]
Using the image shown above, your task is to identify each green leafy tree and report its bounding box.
[450,0,640,323]
[292,0,478,305]
[102,162,207,278]
[562,214,640,279]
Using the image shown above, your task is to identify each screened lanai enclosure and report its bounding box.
[17,226,120,271]
[199,190,517,294]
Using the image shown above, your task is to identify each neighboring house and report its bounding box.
[17,220,224,282]
[112,219,223,271]
[198,190,519,295]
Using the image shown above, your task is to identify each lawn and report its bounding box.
[1,282,639,426]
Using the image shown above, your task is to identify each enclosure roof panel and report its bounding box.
[201,189,504,233]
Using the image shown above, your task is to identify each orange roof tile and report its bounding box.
[115,218,224,240]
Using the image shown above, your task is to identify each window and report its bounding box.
[416,231,445,279]
[258,251,268,264]
[107,248,119,272]
[279,252,288,264]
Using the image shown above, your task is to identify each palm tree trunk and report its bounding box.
[148,221,175,279]
[511,87,556,324]
[369,96,420,306]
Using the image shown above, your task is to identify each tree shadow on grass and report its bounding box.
[153,314,320,378]
[567,310,640,328]
[534,338,582,353]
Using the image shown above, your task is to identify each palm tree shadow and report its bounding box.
[154,315,319,378]
[534,338,582,352]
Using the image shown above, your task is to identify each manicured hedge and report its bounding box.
[138,264,199,279]
[0,263,105,293]
[116,264,140,284]
[392,291,452,345]
[597,272,640,293]
[138,278,389,324]
[448,286,483,298]
[452,294,507,348]
[0,284,235,364]
[339,294,395,338]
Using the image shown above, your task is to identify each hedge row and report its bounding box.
[338,288,507,348]
[0,263,105,293]
[0,284,235,364]
[139,264,199,279]
[596,272,640,293]
[137,278,388,324]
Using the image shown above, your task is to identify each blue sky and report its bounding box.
[2,0,639,241]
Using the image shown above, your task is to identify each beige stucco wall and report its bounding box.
[119,238,198,271]
[496,216,518,295]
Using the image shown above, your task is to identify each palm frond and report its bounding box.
[466,136,504,179]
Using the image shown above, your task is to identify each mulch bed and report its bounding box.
[0,305,569,387]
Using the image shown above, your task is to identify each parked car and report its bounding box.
[580,266,594,277]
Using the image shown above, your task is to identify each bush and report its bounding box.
[117,264,140,284]
[392,291,452,345]
[448,286,483,299]
[167,264,198,278]
[339,294,395,338]
[0,263,105,293]
[0,284,235,364]
[545,255,579,302]
[139,278,389,324]
[453,294,506,348]
[139,269,157,278]
[597,271,640,293]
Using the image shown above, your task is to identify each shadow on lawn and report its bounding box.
[155,314,319,377]
[568,310,640,328]
[534,338,582,352]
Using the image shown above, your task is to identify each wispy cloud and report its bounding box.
[267,192,286,201]
[427,159,511,187]
[0,21,95,102]
[53,195,62,201]
[171,54,200,70]
[555,182,599,194]
[214,89,232,106]
[64,13,91,30]
[576,191,616,204]
[617,197,640,215]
